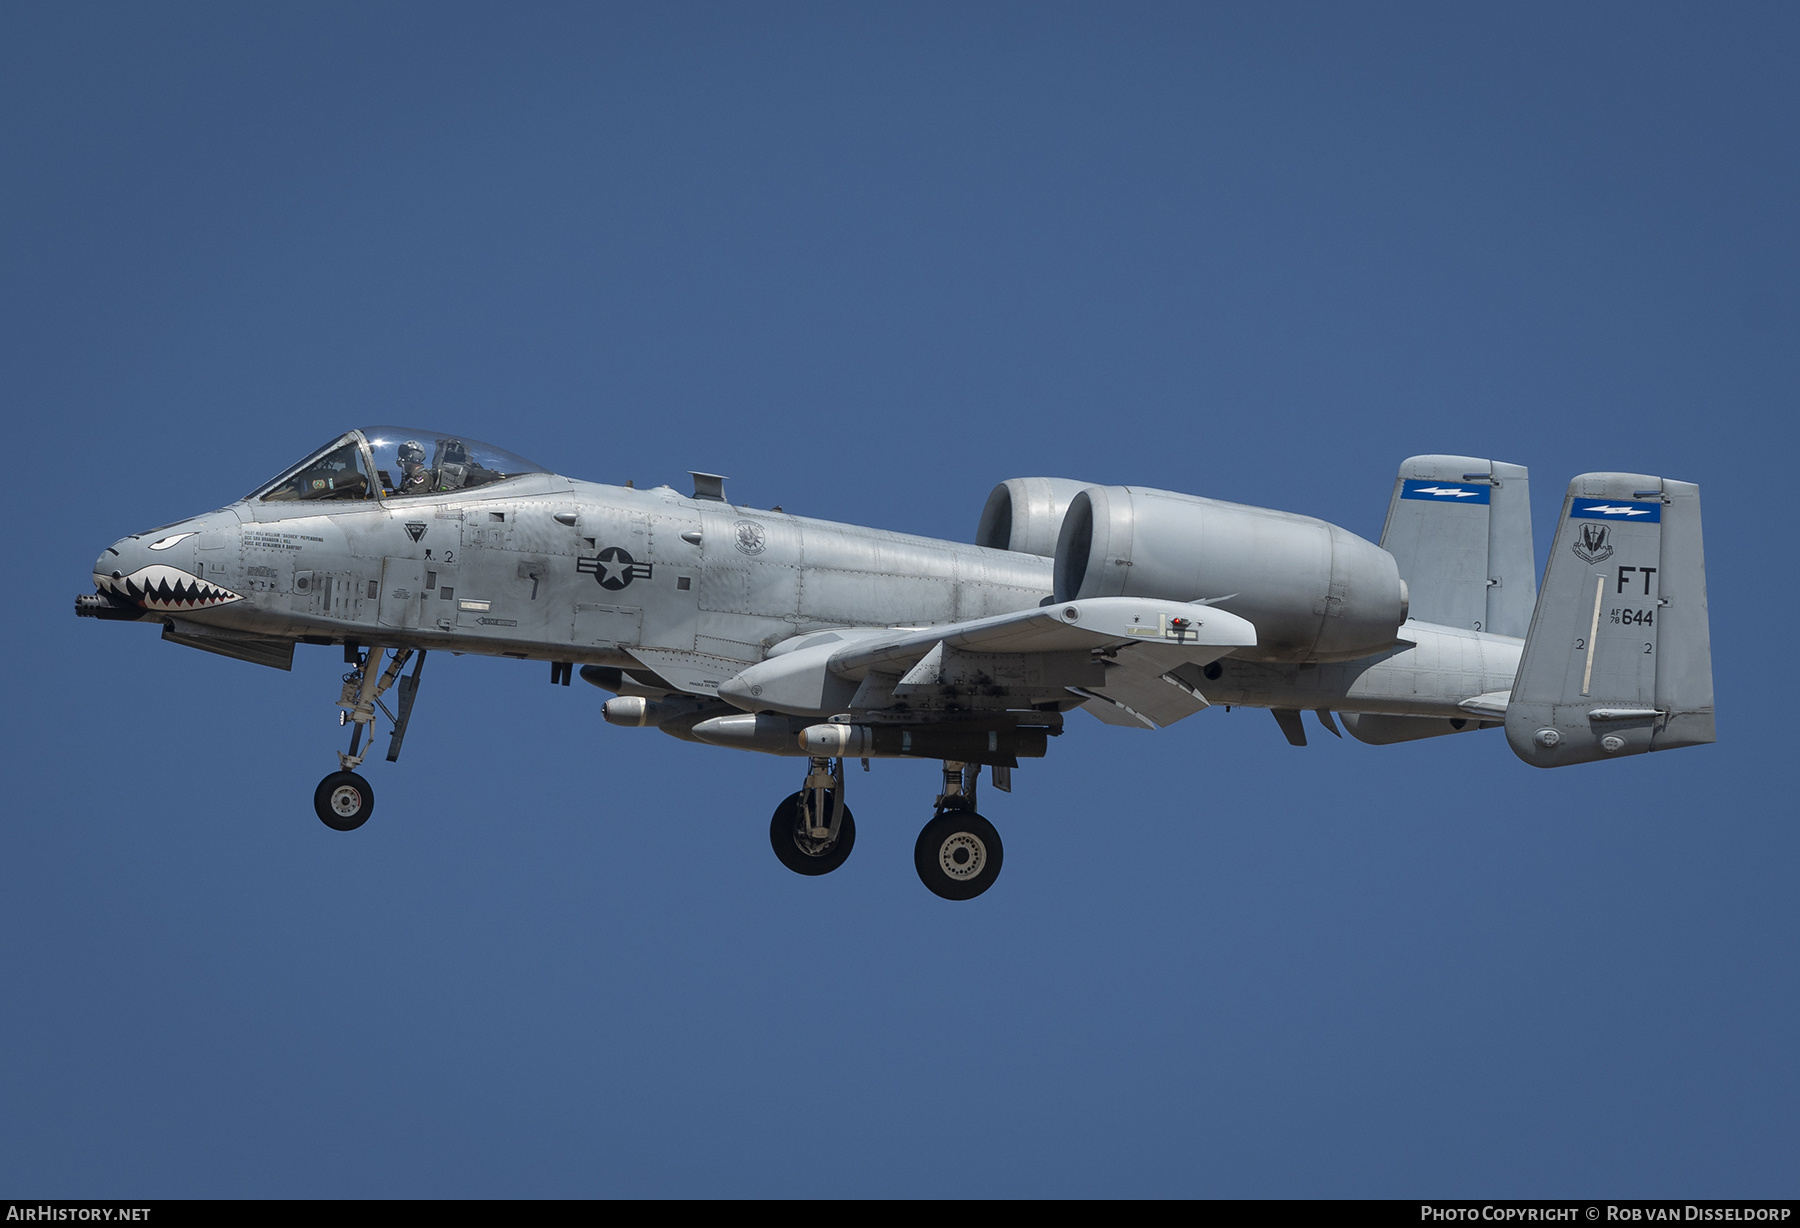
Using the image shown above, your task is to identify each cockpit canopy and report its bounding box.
[251,428,549,503]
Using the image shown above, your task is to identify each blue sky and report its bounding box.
[3,2,1795,1196]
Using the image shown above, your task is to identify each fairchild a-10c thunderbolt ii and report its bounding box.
[79,429,1714,900]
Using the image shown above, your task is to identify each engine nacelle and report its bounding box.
[1053,485,1407,662]
[977,477,1094,558]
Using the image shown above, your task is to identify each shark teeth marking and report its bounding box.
[99,564,244,611]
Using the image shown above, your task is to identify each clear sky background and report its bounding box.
[3,2,1796,1197]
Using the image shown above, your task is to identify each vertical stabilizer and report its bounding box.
[1380,455,1535,637]
[1505,473,1714,767]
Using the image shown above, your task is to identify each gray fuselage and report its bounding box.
[96,465,1519,737]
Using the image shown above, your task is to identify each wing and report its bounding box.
[827,596,1252,671]
[716,596,1257,723]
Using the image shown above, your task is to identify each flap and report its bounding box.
[1072,648,1213,730]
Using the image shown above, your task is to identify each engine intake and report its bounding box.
[976,477,1094,558]
[1053,485,1407,662]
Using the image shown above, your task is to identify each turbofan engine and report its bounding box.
[976,477,1094,558]
[1053,485,1408,662]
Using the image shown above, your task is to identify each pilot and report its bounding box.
[438,438,497,490]
[396,440,432,496]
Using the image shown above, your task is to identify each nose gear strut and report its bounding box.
[314,646,426,831]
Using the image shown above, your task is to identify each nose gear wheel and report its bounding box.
[314,771,374,831]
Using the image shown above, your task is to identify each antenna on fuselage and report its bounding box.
[690,472,728,502]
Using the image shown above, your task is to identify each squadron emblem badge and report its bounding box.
[1571,522,1614,564]
[733,520,767,556]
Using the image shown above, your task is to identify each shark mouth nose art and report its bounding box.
[95,564,244,611]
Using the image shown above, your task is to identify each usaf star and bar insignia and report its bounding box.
[578,546,654,591]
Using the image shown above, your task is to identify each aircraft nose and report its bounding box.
[93,535,137,586]
[85,520,245,615]
[79,535,148,620]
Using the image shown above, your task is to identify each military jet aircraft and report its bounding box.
[78,428,1714,900]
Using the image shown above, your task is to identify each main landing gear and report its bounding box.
[914,761,1004,901]
[312,645,426,832]
[769,757,857,875]
[765,755,1006,900]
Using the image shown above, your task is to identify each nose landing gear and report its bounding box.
[311,646,424,831]
[314,771,374,831]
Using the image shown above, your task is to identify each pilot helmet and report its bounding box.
[398,440,426,467]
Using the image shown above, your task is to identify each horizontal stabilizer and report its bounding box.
[1505,473,1714,766]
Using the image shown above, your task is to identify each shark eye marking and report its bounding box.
[148,533,199,550]
[98,564,243,611]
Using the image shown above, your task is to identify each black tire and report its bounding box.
[314,771,374,831]
[914,810,1004,900]
[769,790,856,876]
